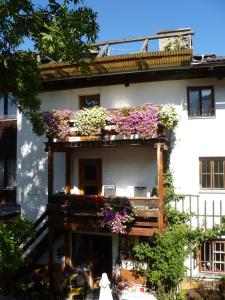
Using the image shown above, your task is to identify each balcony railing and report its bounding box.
[48,194,162,236]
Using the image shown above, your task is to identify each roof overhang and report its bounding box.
[40,49,225,91]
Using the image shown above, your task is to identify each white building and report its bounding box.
[16,28,225,286]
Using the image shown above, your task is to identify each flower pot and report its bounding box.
[69,127,78,137]
[130,134,139,139]
[69,136,81,142]
[79,135,101,141]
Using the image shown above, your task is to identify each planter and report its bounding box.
[69,135,102,141]
[103,134,124,141]
[69,136,81,142]
[130,134,139,139]
[79,135,101,141]
[104,125,116,131]
[69,127,78,137]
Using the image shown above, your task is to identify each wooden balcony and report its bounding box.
[45,123,168,152]
[47,194,163,236]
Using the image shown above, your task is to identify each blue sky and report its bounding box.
[30,0,225,56]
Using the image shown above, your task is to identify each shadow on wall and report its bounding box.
[17,116,48,221]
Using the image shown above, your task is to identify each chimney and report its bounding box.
[157,28,193,51]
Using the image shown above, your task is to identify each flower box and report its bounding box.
[103,134,124,141]
[68,136,81,142]
[104,125,116,131]
[69,127,78,137]
[69,135,101,141]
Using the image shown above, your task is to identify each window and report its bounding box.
[199,240,225,273]
[0,158,16,188]
[79,94,100,109]
[187,86,214,117]
[0,94,17,119]
[200,158,225,189]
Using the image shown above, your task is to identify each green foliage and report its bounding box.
[133,204,225,299]
[165,205,190,226]
[163,36,189,51]
[30,112,46,136]
[0,216,34,275]
[133,224,190,298]
[164,169,184,202]
[0,0,98,117]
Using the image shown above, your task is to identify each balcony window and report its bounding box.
[0,94,17,119]
[187,86,214,117]
[200,158,225,189]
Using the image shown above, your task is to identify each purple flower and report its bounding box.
[38,110,72,141]
[108,104,159,139]
[99,204,134,234]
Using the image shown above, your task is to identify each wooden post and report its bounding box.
[64,229,71,269]
[48,146,53,202]
[65,151,71,194]
[48,227,54,289]
[157,143,164,231]
[88,236,94,288]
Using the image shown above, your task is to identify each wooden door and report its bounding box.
[79,159,102,195]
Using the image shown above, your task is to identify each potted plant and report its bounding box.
[98,199,134,234]
[73,106,108,138]
[108,104,159,139]
[158,104,179,131]
[36,110,72,141]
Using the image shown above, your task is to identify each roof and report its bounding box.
[40,49,193,81]
[39,29,225,90]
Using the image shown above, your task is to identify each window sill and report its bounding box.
[0,187,16,191]
[199,189,225,194]
[188,116,215,120]
[0,117,17,122]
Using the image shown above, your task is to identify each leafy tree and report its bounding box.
[0,0,99,117]
[0,216,34,276]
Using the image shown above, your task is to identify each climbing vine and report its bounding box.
[133,113,225,299]
[133,205,225,299]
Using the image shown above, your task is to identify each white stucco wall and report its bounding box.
[17,77,225,222]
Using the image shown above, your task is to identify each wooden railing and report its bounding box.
[48,194,162,236]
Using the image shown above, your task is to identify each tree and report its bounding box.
[0,216,34,276]
[0,0,99,117]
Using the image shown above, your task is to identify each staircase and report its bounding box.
[21,209,49,262]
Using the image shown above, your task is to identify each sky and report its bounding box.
[29,0,225,56]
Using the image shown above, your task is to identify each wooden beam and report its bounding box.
[134,221,159,228]
[88,236,94,288]
[48,227,54,289]
[64,229,71,269]
[48,146,53,201]
[65,151,71,194]
[140,39,149,52]
[97,43,109,57]
[157,143,164,231]
[93,29,194,46]
[128,227,159,236]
